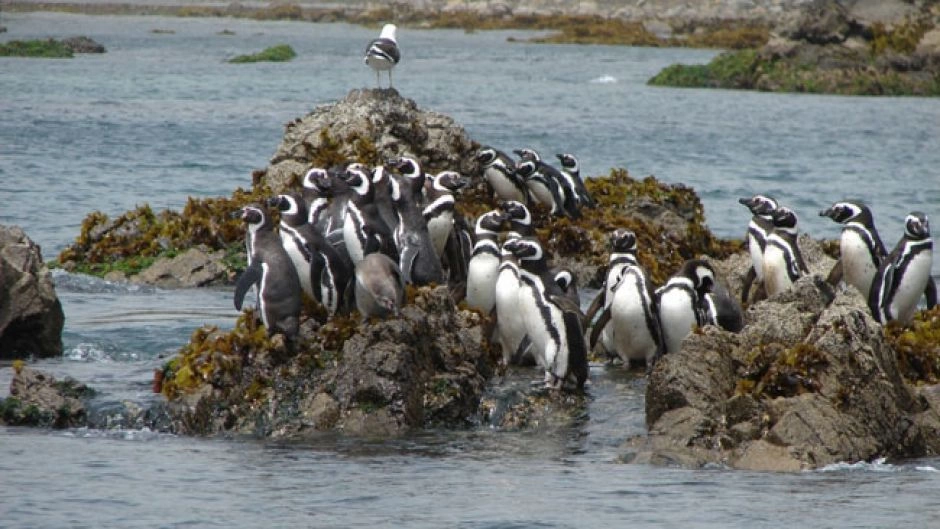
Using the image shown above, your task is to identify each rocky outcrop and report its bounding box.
[61,36,106,53]
[626,241,940,470]
[0,225,64,359]
[130,246,230,288]
[0,364,91,428]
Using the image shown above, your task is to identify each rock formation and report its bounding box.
[0,364,90,428]
[0,225,64,359]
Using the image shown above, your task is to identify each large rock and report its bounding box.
[627,240,940,470]
[775,0,855,45]
[0,365,90,428]
[0,225,64,359]
[131,246,230,288]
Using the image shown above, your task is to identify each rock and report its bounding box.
[1,365,91,428]
[132,246,228,288]
[628,241,940,470]
[61,36,106,54]
[774,0,854,45]
[0,225,64,359]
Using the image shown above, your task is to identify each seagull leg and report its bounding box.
[389,70,394,89]
[375,70,380,88]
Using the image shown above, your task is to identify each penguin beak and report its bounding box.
[512,149,524,157]
[738,197,752,207]
[266,196,281,209]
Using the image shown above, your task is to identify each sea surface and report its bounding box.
[2,12,940,528]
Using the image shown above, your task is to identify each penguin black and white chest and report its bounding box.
[340,165,392,265]
[364,23,400,88]
[233,205,301,340]
[493,239,531,365]
[370,164,400,236]
[738,194,778,301]
[270,194,353,315]
[387,167,444,286]
[820,200,887,300]
[465,209,506,313]
[518,149,580,218]
[556,153,596,209]
[513,150,568,218]
[588,229,663,366]
[656,259,715,355]
[762,206,809,297]
[869,211,937,325]
[476,146,529,203]
[504,238,589,390]
[423,171,464,260]
[302,166,349,249]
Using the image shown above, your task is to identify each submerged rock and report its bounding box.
[0,364,91,428]
[0,225,64,359]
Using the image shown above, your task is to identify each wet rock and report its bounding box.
[775,0,855,45]
[132,246,228,288]
[0,225,64,359]
[61,36,106,54]
[627,240,940,470]
[1,365,91,428]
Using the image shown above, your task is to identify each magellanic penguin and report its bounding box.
[504,237,589,390]
[476,146,529,204]
[302,166,350,250]
[387,165,445,286]
[656,259,716,355]
[762,206,809,297]
[234,205,302,340]
[465,209,506,313]
[354,252,405,321]
[270,193,353,316]
[340,164,394,265]
[364,23,400,88]
[738,194,779,303]
[869,211,937,325]
[370,164,399,237]
[556,153,596,209]
[702,276,745,333]
[515,149,578,218]
[423,170,465,260]
[585,228,643,357]
[587,229,663,368]
[494,238,532,366]
[499,200,536,239]
[514,158,567,218]
[819,200,887,301]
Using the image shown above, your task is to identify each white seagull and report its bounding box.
[364,23,401,88]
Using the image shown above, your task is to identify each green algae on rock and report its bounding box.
[0,38,73,58]
[228,44,296,63]
[885,306,940,385]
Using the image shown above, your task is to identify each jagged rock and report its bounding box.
[132,246,229,288]
[0,365,91,428]
[774,0,855,45]
[61,36,106,53]
[627,240,940,470]
[0,225,64,359]
[263,88,478,193]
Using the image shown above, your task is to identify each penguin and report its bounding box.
[364,23,400,88]
[387,166,445,286]
[423,170,465,260]
[354,252,405,321]
[371,163,399,237]
[514,159,567,217]
[551,267,581,309]
[302,166,349,250]
[656,259,716,355]
[503,237,589,390]
[339,164,394,265]
[869,211,937,325]
[819,200,887,301]
[702,278,745,333]
[465,209,505,313]
[555,153,596,208]
[499,200,536,239]
[738,194,779,303]
[762,206,809,297]
[494,238,532,366]
[269,193,353,316]
[476,146,529,203]
[234,205,302,340]
[587,229,662,367]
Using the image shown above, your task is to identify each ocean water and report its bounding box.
[2,12,940,527]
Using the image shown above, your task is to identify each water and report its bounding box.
[2,12,940,527]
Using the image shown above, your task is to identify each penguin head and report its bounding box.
[240,205,270,232]
[476,210,506,233]
[388,156,422,179]
[514,148,540,162]
[514,160,538,178]
[819,200,867,225]
[433,171,469,193]
[341,165,372,197]
[554,268,577,292]
[371,164,389,185]
[476,147,497,166]
[302,168,331,194]
[739,194,779,218]
[556,153,579,172]
[682,259,717,297]
[499,200,532,228]
[502,237,542,262]
[268,194,306,225]
[771,206,799,232]
[609,228,637,254]
[904,211,931,240]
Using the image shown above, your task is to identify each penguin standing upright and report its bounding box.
[493,238,531,366]
[762,206,809,297]
[234,205,302,340]
[819,200,887,300]
[738,194,779,302]
[387,160,444,285]
[869,211,937,325]
[588,229,663,368]
[302,166,351,251]
[465,209,505,313]
[556,153,596,208]
[423,170,464,260]
[504,237,588,390]
[656,259,716,355]
[340,164,394,265]
[585,228,643,357]
[371,164,399,237]
[270,193,353,316]
[476,146,529,203]
[514,159,567,218]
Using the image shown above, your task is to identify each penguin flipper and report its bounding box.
[400,244,418,284]
[584,287,606,325]
[234,261,262,311]
[589,306,612,350]
[511,334,532,365]
[825,260,844,288]
[740,266,756,304]
[925,276,938,310]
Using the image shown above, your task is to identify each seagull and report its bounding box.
[364,24,400,88]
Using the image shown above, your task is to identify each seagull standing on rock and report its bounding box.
[365,23,400,88]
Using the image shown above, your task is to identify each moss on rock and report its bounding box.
[228,44,296,63]
[0,38,73,58]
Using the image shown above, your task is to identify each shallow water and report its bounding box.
[2,12,940,527]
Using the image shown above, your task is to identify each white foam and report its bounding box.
[817,457,897,473]
[590,75,617,84]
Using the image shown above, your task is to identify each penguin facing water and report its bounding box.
[869,211,937,325]
[820,200,887,301]
[762,206,808,298]
[656,259,716,355]
[738,194,778,303]
[465,209,506,313]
